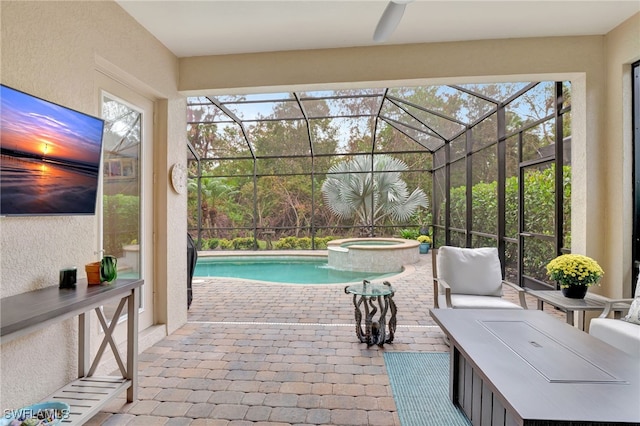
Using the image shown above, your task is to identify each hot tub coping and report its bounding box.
[327,237,419,251]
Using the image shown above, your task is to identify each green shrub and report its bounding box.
[103,194,139,257]
[445,164,572,283]
[275,236,298,249]
[296,237,312,249]
[204,238,219,250]
[219,238,233,249]
[232,237,255,249]
[399,228,419,239]
[313,236,335,249]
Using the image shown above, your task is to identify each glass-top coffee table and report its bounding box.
[344,280,396,347]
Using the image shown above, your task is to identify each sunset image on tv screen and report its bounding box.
[0,85,105,215]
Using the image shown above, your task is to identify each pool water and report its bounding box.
[194,256,398,284]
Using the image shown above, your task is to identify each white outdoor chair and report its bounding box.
[432,246,528,309]
[589,274,640,357]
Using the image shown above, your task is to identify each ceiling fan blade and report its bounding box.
[373,1,408,43]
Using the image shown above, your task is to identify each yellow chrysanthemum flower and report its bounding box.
[546,254,604,288]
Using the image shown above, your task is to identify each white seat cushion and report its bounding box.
[437,246,503,296]
[590,318,640,358]
[439,294,523,310]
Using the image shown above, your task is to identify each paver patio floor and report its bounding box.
[86,251,553,425]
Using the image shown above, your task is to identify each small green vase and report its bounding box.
[100,255,118,283]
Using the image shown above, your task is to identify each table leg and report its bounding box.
[365,297,378,346]
[350,293,378,345]
[387,295,397,344]
[127,287,139,402]
[449,343,460,403]
[351,294,366,343]
[565,310,574,326]
[375,295,388,347]
[78,312,90,378]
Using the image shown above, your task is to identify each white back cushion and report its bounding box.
[437,246,503,296]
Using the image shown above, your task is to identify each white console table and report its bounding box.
[1,278,143,425]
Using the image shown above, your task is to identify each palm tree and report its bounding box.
[188,177,236,238]
[321,155,428,235]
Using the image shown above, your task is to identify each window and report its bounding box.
[100,93,142,322]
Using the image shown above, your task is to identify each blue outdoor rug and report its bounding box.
[384,352,471,426]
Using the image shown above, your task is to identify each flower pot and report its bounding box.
[561,285,588,299]
[419,243,430,254]
[85,261,103,285]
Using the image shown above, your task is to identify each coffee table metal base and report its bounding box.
[345,280,397,347]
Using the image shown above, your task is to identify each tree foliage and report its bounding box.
[103,194,139,257]
[321,155,428,231]
[185,82,569,260]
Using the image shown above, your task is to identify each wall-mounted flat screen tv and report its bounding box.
[1,84,105,216]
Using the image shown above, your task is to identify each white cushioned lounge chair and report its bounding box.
[432,246,528,309]
[589,275,640,358]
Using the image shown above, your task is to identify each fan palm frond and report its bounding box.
[321,154,428,228]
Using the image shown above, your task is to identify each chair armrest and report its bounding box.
[433,277,453,308]
[501,280,528,309]
[598,298,634,318]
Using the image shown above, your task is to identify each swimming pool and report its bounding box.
[194,255,399,284]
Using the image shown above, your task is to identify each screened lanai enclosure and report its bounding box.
[186,81,571,290]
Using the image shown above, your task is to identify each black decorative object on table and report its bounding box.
[345,280,397,347]
[59,267,77,289]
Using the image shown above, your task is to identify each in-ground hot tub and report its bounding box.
[327,237,420,273]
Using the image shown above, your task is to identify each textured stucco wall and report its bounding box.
[153,98,189,335]
[0,0,184,410]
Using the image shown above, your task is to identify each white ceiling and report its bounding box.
[116,0,640,58]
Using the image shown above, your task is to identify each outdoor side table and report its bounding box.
[1,278,143,424]
[345,280,397,347]
[526,289,630,330]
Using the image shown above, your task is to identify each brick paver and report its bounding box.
[86,251,563,425]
